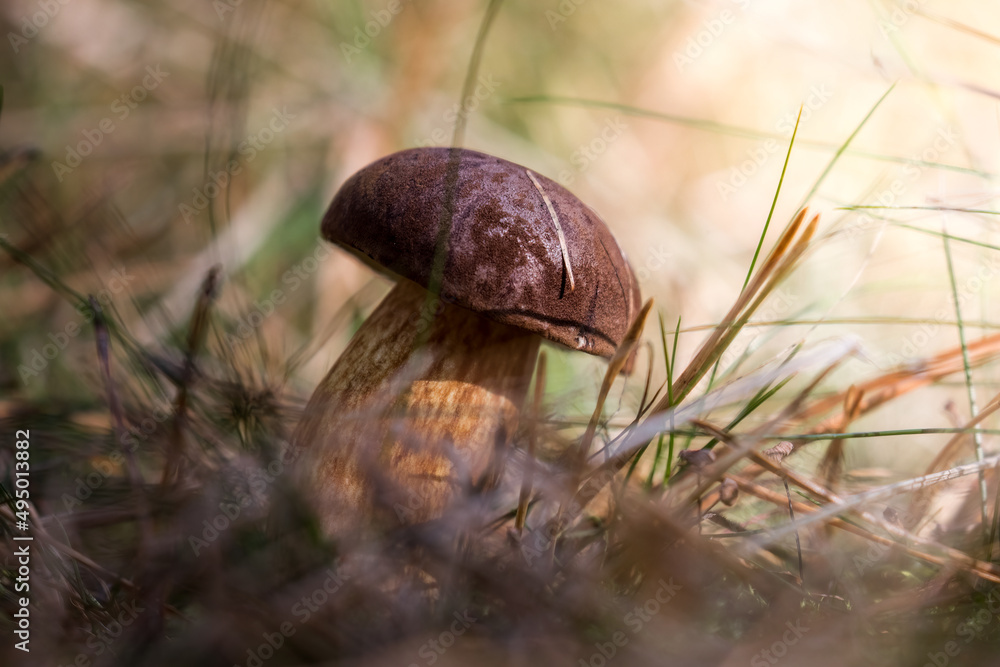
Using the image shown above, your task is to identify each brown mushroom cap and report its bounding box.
[322,147,640,359]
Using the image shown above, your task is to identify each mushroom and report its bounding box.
[293,147,640,534]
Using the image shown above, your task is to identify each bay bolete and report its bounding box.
[293,147,640,533]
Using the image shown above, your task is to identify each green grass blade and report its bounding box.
[765,428,1000,440]
[887,222,1000,253]
[941,216,990,544]
[665,315,682,482]
[844,205,1000,215]
[452,0,505,148]
[743,105,802,291]
[648,313,681,486]
[422,0,506,349]
[701,378,791,452]
[508,94,986,177]
[800,83,896,206]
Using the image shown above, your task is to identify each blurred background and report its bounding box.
[6,2,1000,666]
[2,0,1000,510]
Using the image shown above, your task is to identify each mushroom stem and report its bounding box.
[293,279,540,533]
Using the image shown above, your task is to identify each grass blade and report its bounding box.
[941,216,989,541]
[744,105,802,291]
[800,83,896,207]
